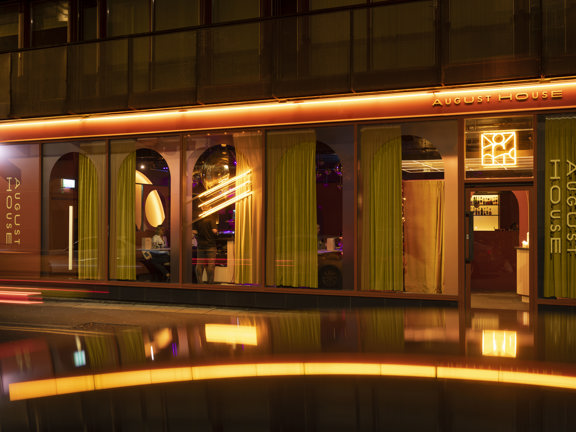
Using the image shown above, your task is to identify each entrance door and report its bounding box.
[465,187,531,310]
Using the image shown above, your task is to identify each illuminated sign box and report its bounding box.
[481,132,517,167]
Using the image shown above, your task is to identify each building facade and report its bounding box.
[1,0,576,309]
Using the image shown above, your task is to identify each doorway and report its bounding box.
[465,187,531,310]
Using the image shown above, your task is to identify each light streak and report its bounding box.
[197,170,252,200]
[197,190,252,219]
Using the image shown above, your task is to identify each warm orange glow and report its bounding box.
[11,360,576,401]
[2,80,576,143]
[482,330,517,358]
[204,324,258,346]
[145,190,166,227]
[198,190,253,219]
[197,170,252,199]
[481,132,517,167]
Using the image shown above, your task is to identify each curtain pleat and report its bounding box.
[360,127,403,291]
[267,131,317,288]
[233,133,263,285]
[115,152,136,280]
[403,180,445,293]
[78,154,99,279]
[545,118,576,298]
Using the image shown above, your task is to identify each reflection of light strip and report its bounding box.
[199,180,251,208]
[0,290,43,305]
[12,361,576,401]
[197,170,252,199]
[198,190,252,219]
[205,324,258,346]
[68,206,73,271]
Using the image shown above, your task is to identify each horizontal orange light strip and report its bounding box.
[10,361,576,401]
[2,80,576,142]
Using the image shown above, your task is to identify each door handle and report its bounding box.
[465,211,474,263]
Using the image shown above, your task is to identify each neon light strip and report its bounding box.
[68,206,73,271]
[198,190,253,219]
[199,180,252,208]
[10,361,576,401]
[197,170,252,199]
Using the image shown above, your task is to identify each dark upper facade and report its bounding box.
[0,0,574,119]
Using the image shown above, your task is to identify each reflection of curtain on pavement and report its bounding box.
[360,127,403,291]
[266,130,317,288]
[545,118,576,298]
[359,308,404,352]
[78,154,99,279]
[542,312,576,362]
[115,153,136,280]
[233,133,263,285]
[403,180,445,293]
[269,313,321,353]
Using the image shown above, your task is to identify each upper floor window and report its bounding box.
[212,0,260,23]
[0,3,19,51]
[107,0,150,37]
[31,0,69,47]
[155,0,201,31]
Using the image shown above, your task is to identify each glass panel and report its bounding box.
[202,22,261,85]
[465,116,534,179]
[31,0,69,47]
[309,0,364,10]
[542,0,576,75]
[184,131,263,285]
[0,4,19,51]
[79,0,98,41]
[11,46,67,116]
[68,39,129,108]
[266,126,352,290]
[155,0,200,30]
[41,141,106,280]
[110,136,179,283]
[132,31,197,94]
[308,11,349,77]
[448,0,536,63]
[0,144,42,279]
[360,121,457,294]
[107,0,150,37]
[212,0,260,23]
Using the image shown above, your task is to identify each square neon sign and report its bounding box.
[481,131,517,167]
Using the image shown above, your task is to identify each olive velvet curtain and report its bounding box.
[78,154,99,279]
[233,132,263,285]
[360,126,403,291]
[113,152,136,280]
[545,118,576,298]
[266,130,318,288]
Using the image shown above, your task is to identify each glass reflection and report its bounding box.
[3,304,576,429]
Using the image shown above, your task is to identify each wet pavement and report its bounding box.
[0,297,575,431]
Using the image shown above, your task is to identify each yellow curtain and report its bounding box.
[266,130,317,288]
[544,118,576,298]
[360,126,403,291]
[233,133,263,285]
[115,152,136,280]
[78,154,100,279]
[403,180,445,293]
